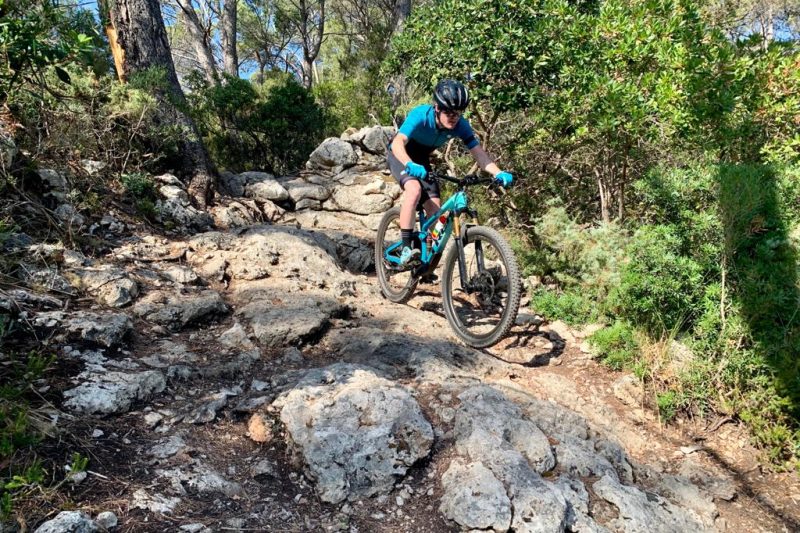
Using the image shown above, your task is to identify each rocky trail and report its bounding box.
[7,129,800,533]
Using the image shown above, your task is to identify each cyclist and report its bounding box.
[387,79,513,267]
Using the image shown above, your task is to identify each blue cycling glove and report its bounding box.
[404,161,428,180]
[495,171,513,187]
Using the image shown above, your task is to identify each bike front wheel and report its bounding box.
[441,225,521,348]
[375,205,419,303]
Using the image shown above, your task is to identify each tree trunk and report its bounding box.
[175,0,219,85]
[109,0,216,207]
[393,0,411,31]
[220,0,238,77]
[597,170,610,223]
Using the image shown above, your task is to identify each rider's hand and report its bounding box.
[495,171,513,187]
[404,161,428,180]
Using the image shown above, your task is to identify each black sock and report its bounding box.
[401,229,413,248]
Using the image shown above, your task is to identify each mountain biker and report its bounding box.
[387,79,513,267]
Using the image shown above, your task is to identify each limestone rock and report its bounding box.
[95,511,118,530]
[323,173,399,215]
[440,460,512,531]
[238,293,346,347]
[132,290,228,331]
[31,311,132,348]
[307,138,358,170]
[54,204,85,227]
[63,370,166,414]
[65,265,139,307]
[442,386,569,533]
[19,263,76,295]
[273,363,433,503]
[131,489,181,514]
[157,184,213,230]
[36,169,68,201]
[34,511,98,533]
[244,172,290,202]
[593,474,709,533]
[210,200,263,229]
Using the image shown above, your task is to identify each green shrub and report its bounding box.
[187,73,329,174]
[519,203,629,319]
[656,390,679,423]
[120,173,157,219]
[588,321,640,371]
[609,224,705,336]
[0,348,54,518]
[530,287,599,325]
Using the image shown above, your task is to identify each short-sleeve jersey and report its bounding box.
[394,105,479,163]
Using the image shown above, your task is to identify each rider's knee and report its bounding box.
[403,181,422,200]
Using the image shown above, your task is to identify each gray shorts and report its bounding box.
[387,150,440,202]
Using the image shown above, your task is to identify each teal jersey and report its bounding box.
[397,104,479,154]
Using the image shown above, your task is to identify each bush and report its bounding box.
[522,203,628,298]
[530,287,600,325]
[608,224,705,336]
[187,73,330,174]
[588,321,640,371]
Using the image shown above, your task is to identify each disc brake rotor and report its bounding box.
[468,271,496,307]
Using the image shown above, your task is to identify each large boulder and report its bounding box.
[273,364,434,503]
[349,126,394,155]
[322,172,399,215]
[307,138,358,170]
[242,172,290,203]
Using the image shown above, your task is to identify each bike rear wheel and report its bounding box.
[375,206,419,303]
[441,225,521,348]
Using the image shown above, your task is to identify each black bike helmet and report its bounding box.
[433,79,470,111]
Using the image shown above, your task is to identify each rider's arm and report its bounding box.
[391,133,414,166]
[469,145,502,177]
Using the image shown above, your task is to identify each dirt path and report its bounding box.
[17,220,800,533]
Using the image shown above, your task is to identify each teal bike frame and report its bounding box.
[383,172,492,290]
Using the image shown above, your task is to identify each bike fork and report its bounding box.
[454,219,486,292]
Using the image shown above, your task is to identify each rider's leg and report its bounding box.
[400,180,423,231]
[423,197,441,218]
[399,180,423,265]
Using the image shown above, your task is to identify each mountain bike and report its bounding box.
[375,172,521,348]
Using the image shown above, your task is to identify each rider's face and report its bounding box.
[435,105,462,129]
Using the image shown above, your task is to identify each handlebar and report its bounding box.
[426,171,496,188]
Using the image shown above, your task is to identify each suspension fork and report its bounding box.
[453,215,470,291]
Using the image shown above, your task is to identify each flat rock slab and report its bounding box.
[64,265,139,307]
[63,370,166,414]
[133,290,228,331]
[31,311,132,348]
[273,363,434,503]
[237,291,347,347]
[34,511,99,533]
[593,474,710,533]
